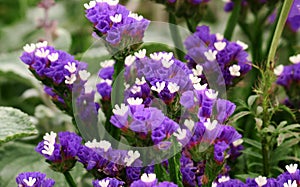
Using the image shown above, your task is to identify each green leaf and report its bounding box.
[247,95,259,107]
[243,138,262,150]
[0,142,86,186]
[228,111,252,124]
[53,28,72,51]
[0,107,38,144]
[242,149,263,159]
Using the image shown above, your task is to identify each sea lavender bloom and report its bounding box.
[130,173,177,187]
[16,172,55,187]
[274,54,300,108]
[184,25,252,87]
[21,41,87,85]
[35,131,82,172]
[92,177,125,187]
[84,0,150,49]
[287,0,300,32]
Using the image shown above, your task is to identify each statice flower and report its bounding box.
[97,59,115,101]
[125,50,193,105]
[274,54,300,108]
[16,172,55,187]
[84,0,150,51]
[287,0,300,32]
[21,41,87,85]
[20,42,88,112]
[130,173,177,187]
[93,177,125,187]
[277,163,300,185]
[35,131,82,172]
[184,25,252,87]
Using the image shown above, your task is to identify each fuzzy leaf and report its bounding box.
[0,107,38,144]
[0,142,87,186]
[247,95,259,107]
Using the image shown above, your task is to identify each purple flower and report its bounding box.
[287,0,300,32]
[214,141,229,163]
[93,177,125,187]
[85,0,150,47]
[16,172,55,187]
[184,25,251,88]
[35,131,82,172]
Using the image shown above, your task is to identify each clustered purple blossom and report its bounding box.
[287,0,300,32]
[274,54,300,108]
[211,163,300,186]
[97,59,115,101]
[184,25,252,87]
[16,172,55,187]
[84,0,150,47]
[35,131,82,172]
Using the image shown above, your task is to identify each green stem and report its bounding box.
[63,171,77,187]
[168,13,185,61]
[267,0,293,68]
[185,17,196,33]
[224,0,242,40]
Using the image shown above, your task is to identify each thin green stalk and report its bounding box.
[63,171,77,187]
[224,0,242,40]
[267,0,293,68]
[169,13,185,61]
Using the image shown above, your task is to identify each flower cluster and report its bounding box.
[35,131,82,172]
[274,53,300,108]
[20,42,89,113]
[212,163,300,187]
[84,0,150,49]
[16,172,55,187]
[130,173,177,187]
[184,25,252,88]
[97,59,115,101]
[287,0,300,32]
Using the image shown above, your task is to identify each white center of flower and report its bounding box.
[214,41,227,51]
[110,14,122,23]
[100,78,113,86]
[211,182,217,187]
[47,53,59,62]
[218,176,230,183]
[98,180,110,187]
[192,65,203,76]
[127,97,143,105]
[167,82,180,93]
[125,55,136,66]
[106,0,119,6]
[193,83,207,91]
[255,176,267,187]
[135,77,146,85]
[216,33,224,41]
[204,118,218,131]
[151,81,166,93]
[64,62,77,73]
[289,54,300,64]
[128,11,144,21]
[79,70,91,81]
[84,0,96,9]
[162,59,174,68]
[131,85,141,94]
[100,59,115,68]
[237,40,249,50]
[204,49,218,62]
[141,173,156,183]
[42,141,55,156]
[23,43,36,53]
[112,103,129,116]
[273,65,284,76]
[229,64,241,77]
[161,52,173,61]
[124,150,140,166]
[150,52,163,61]
[173,128,187,140]
[283,180,297,187]
[65,74,77,85]
[134,49,147,59]
[23,177,36,186]
[285,163,298,174]
[189,74,201,84]
[35,48,50,58]
[43,131,57,145]
[205,89,218,99]
[184,119,195,131]
[36,41,48,48]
